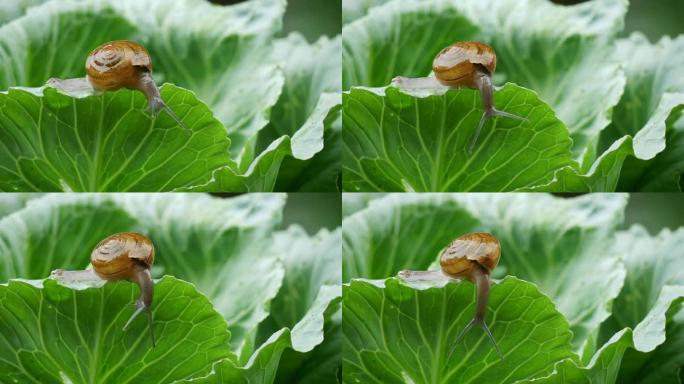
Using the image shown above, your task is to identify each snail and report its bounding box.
[392,42,527,153]
[85,40,190,133]
[91,232,156,347]
[399,232,502,358]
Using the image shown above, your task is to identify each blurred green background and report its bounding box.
[624,193,684,234]
[553,0,684,41]
[342,193,684,236]
[211,193,340,234]
[210,0,341,42]
[283,193,341,233]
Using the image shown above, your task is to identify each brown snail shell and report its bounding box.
[91,232,156,347]
[439,232,500,279]
[91,232,155,280]
[433,42,497,88]
[84,40,190,134]
[86,40,153,92]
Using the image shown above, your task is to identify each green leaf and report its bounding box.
[531,93,684,192]
[187,286,342,384]
[0,194,136,282]
[256,227,342,383]
[598,226,684,383]
[342,0,478,89]
[275,117,342,192]
[608,226,684,330]
[268,34,341,139]
[342,85,574,191]
[343,193,629,351]
[533,34,684,192]
[610,34,684,138]
[0,193,342,383]
[608,34,684,191]
[0,85,233,191]
[268,227,341,331]
[523,286,684,384]
[201,93,342,192]
[0,275,233,383]
[343,277,575,383]
[342,194,479,281]
[258,33,342,192]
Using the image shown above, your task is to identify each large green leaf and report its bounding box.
[0,275,233,383]
[0,85,233,191]
[342,85,574,191]
[342,193,479,281]
[343,193,629,351]
[343,277,575,383]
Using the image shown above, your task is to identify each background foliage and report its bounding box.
[342,193,684,383]
[0,0,341,192]
[0,193,341,383]
[341,0,684,192]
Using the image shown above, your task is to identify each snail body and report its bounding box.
[85,40,190,133]
[439,233,501,358]
[393,41,527,154]
[91,232,156,347]
[399,232,503,358]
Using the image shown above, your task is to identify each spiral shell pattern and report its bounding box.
[85,40,152,91]
[432,41,496,88]
[91,232,155,280]
[439,232,500,278]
